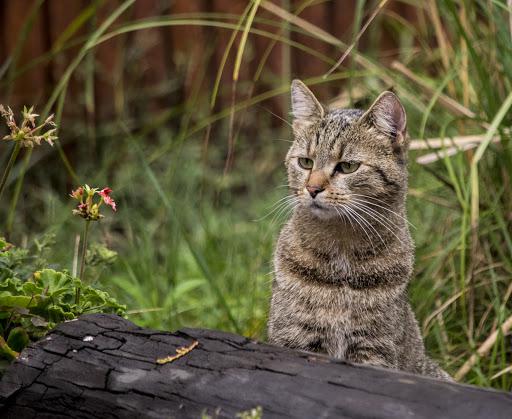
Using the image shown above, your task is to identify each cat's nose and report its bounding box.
[306,185,324,198]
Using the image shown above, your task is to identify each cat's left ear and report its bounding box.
[360,91,407,150]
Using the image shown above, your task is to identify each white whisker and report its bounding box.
[269,197,300,227]
[257,105,293,128]
[346,203,387,250]
[343,205,376,253]
[255,195,298,222]
[350,194,416,229]
[350,202,405,247]
[351,199,401,231]
[335,205,357,233]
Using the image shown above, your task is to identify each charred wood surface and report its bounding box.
[0,314,510,418]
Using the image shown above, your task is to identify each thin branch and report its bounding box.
[409,134,499,150]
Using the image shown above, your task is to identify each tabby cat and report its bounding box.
[267,80,451,380]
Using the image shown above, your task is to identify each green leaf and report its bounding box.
[80,284,126,315]
[7,327,29,352]
[0,278,24,293]
[0,244,125,361]
[0,292,34,308]
[34,269,76,296]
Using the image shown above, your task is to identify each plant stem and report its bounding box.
[5,148,30,236]
[76,220,90,305]
[0,142,21,201]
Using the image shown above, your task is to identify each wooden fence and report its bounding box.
[0,0,416,119]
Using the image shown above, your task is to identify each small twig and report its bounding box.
[156,340,199,365]
[72,234,81,278]
[454,314,512,381]
[414,130,508,164]
[411,135,500,165]
[415,145,469,165]
[491,365,512,381]
[409,134,499,150]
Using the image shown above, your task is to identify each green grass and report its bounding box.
[0,0,511,390]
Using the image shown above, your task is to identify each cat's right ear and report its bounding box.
[291,79,324,128]
[359,91,407,149]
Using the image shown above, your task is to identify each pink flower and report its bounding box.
[71,185,117,220]
[70,186,84,201]
[100,187,112,196]
[99,187,116,212]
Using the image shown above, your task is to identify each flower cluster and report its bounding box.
[0,104,57,147]
[70,185,117,221]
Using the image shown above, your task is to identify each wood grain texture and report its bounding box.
[0,314,510,418]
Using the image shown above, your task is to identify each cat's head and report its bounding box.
[286,79,409,220]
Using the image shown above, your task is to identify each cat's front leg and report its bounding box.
[344,340,398,369]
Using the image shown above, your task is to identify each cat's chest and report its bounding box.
[275,268,362,325]
[272,271,393,357]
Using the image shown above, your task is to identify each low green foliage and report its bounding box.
[0,237,125,364]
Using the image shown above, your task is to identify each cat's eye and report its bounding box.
[298,157,314,169]
[335,161,360,174]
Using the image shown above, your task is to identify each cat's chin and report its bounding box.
[307,202,338,220]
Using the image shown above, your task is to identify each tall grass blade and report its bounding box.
[210,3,252,109]
[233,0,261,82]
[469,91,512,230]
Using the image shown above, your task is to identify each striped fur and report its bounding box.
[268,80,451,380]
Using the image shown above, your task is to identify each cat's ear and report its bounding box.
[290,79,324,127]
[360,91,407,149]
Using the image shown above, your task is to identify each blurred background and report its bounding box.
[0,0,511,389]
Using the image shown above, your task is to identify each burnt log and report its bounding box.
[0,314,510,418]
